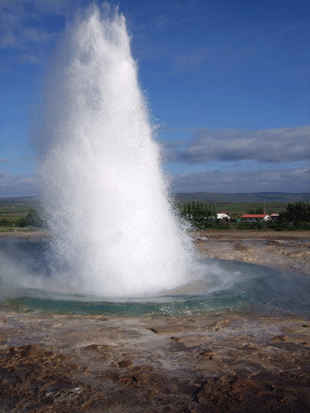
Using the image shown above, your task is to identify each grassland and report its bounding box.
[0,197,39,231]
[209,201,287,218]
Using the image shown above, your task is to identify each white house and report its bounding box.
[217,212,230,221]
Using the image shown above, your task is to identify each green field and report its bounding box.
[205,201,287,218]
[0,196,38,213]
[0,197,40,229]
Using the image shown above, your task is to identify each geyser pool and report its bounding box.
[32,5,194,297]
[0,238,309,318]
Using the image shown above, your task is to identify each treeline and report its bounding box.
[267,201,310,231]
[177,201,229,230]
[177,200,310,231]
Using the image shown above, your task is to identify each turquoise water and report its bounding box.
[0,239,309,318]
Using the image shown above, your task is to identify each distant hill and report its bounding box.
[0,196,36,203]
[172,192,310,203]
[1,193,309,206]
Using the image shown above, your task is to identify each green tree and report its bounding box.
[0,218,9,226]
[17,209,44,228]
[177,201,216,228]
[286,201,310,223]
[248,207,264,214]
[267,202,310,231]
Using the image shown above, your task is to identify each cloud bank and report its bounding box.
[0,0,69,73]
[160,124,309,193]
[164,125,310,164]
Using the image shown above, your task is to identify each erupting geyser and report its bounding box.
[34,6,194,296]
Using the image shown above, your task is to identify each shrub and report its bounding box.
[248,207,264,214]
[286,201,310,223]
[0,218,9,226]
[16,209,44,228]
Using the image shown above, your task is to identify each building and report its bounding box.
[217,212,230,221]
[241,214,271,222]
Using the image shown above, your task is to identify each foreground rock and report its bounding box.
[0,311,309,411]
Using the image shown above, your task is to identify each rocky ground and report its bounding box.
[0,230,309,412]
[0,311,310,412]
[193,230,310,277]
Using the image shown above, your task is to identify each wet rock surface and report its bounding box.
[194,230,310,276]
[0,312,310,412]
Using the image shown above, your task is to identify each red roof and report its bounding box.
[241,214,268,218]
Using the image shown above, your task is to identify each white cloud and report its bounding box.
[0,170,11,177]
[0,0,63,62]
[17,53,42,65]
[172,47,212,71]
[21,27,53,43]
[18,154,36,161]
[0,0,70,14]
[0,30,17,47]
[159,140,185,162]
[151,15,169,30]
[0,23,54,51]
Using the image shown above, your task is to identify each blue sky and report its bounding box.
[0,0,309,197]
